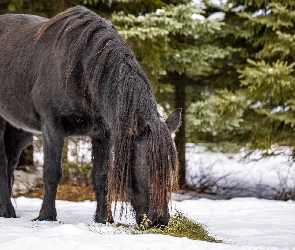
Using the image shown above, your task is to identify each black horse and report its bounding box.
[0,6,181,227]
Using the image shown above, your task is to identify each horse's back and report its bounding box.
[0,13,47,52]
[0,13,46,45]
[0,14,48,132]
[0,13,47,28]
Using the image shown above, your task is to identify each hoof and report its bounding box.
[33,207,57,221]
[94,215,114,224]
[0,204,16,218]
[94,219,114,224]
[0,212,16,218]
[32,215,57,222]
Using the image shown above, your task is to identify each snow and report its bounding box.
[186,144,295,199]
[193,0,227,5]
[192,13,205,21]
[3,143,295,249]
[0,197,294,249]
[208,12,225,21]
[231,5,245,13]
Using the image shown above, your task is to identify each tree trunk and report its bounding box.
[174,74,187,189]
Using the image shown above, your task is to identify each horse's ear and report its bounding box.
[165,108,181,133]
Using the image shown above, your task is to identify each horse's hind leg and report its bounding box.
[0,117,9,217]
[91,135,114,224]
[0,119,32,218]
[5,123,32,197]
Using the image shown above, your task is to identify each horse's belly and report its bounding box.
[0,105,41,133]
[10,118,41,133]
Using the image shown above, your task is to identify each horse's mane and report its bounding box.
[36,6,179,217]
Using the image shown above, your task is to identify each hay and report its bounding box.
[147,211,221,243]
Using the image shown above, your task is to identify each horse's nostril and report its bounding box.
[153,220,164,227]
[151,216,170,228]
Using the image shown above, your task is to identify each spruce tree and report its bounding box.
[236,1,295,152]
[199,0,295,154]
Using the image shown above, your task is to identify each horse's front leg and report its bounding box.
[35,121,64,221]
[91,135,114,224]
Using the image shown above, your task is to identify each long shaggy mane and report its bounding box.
[35,6,179,217]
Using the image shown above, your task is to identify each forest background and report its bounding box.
[1,0,294,191]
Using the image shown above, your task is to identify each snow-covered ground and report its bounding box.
[0,197,294,250]
[186,144,295,199]
[4,143,295,249]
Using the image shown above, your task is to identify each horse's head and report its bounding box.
[131,108,181,228]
